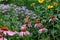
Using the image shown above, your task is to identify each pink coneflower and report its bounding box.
[6,30,16,36]
[3,30,16,36]
[34,19,43,27]
[0,29,3,33]
[38,25,48,33]
[0,26,9,35]
[49,15,58,22]
[19,27,30,36]
[0,34,7,40]
[0,26,16,36]
[21,22,32,27]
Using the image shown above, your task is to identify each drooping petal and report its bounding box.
[0,38,7,40]
[19,31,30,36]
[49,17,58,22]
[38,29,43,33]
[24,31,30,35]
[19,32,24,36]
[0,29,3,33]
[49,19,52,22]
[28,24,32,27]
[34,23,43,27]
[38,28,48,33]
[3,31,7,35]
[21,24,26,27]
[7,30,16,36]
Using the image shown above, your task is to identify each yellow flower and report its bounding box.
[26,15,30,18]
[46,0,51,2]
[38,0,44,3]
[24,22,30,24]
[36,18,40,21]
[54,2,58,7]
[30,3,35,6]
[24,15,30,22]
[47,5,54,9]
[24,18,29,22]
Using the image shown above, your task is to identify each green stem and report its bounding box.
[53,21,55,40]
[38,33,40,40]
[42,33,45,40]
[43,34,45,40]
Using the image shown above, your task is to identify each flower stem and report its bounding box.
[38,33,40,40]
[53,21,55,40]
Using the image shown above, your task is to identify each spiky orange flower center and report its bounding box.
[22,28,26,32]
[1,26,9,31]
[51,16,55,19]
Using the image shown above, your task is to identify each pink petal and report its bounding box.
[7,30,16,36]
[28,24,32,27]
[49,19,52,22]
[3,31,7,35]
[34,23,43,27]
[0,29,3,33]
[43,28,48,31]
[53,18,58,21]
[19,31,30,36]
[0,38,7,40]
[38,28,48,33]
[19,32,24,36]
[38,29,43,33]
[34,24,37,27]
[24,31,30,35]
[21,26,26,30]
[21,24,26,27]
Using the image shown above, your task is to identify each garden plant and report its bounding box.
[0,0,60,40]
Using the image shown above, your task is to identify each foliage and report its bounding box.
[0,0,60,40]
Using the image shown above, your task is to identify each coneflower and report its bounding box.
[38,25,48,33]
[34,19,43,27]
[49,15,58,22]
[21,22,32,27]
[19,27,30,36]
[0,26,16,36]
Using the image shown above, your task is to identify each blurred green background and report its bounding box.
[0,0,60,40]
